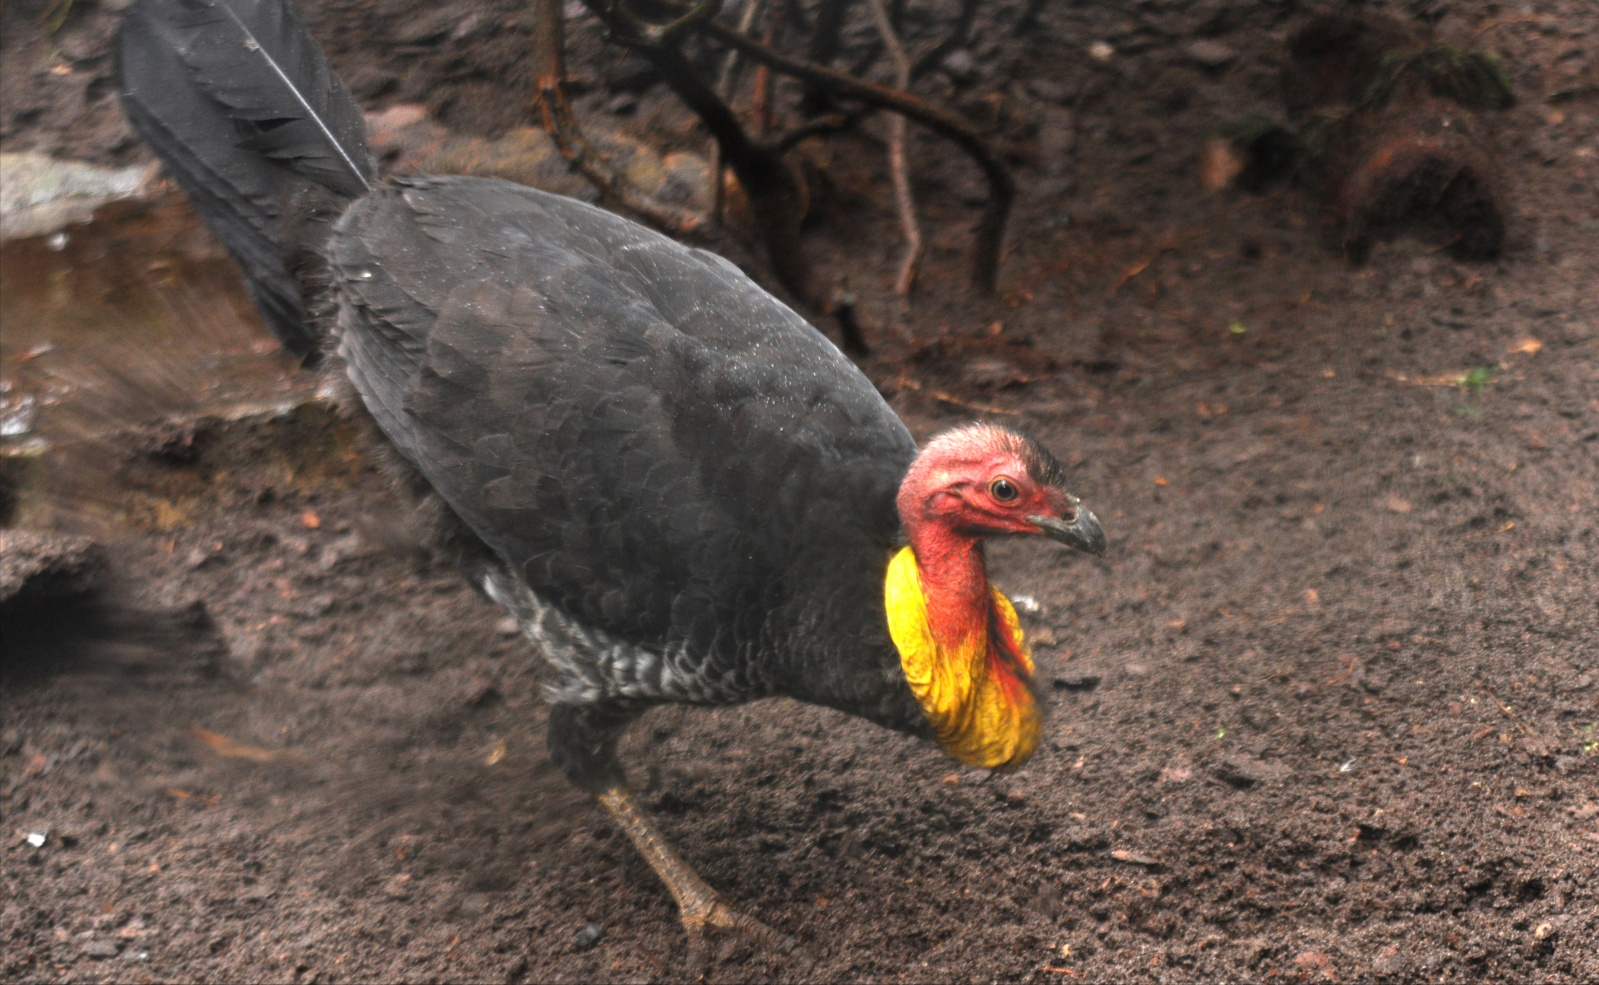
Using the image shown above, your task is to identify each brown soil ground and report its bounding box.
[2,1,1596,983]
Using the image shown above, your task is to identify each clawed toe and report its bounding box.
[683,897,794,951]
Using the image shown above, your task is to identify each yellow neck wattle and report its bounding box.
[884,546,1041,770]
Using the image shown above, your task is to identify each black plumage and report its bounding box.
[330,176,930,765]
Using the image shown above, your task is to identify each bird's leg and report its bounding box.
[597,784,790,950]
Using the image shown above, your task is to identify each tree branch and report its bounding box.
[582,0,813,296]
[681,1,1015,291]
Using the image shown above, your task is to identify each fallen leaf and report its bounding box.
[191,728,310,764]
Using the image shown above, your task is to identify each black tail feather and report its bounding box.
[117,0,374,360]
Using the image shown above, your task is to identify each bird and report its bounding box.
[116,0,1107,947]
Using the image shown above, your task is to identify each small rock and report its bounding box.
[461,679,501,709]
[1052,670,1102,691]
[1212,754,1290,788]
[942,49,978,83]
[1184,40,1238,69]
[381,874,413,899]
[1089,41,1115,63]
[1009,594,1042,615]
[1371,943,1406,976]
[495,616,521,637]
[1159,765,1194,785]
[605,92,639,116]
[1533,921,1558,941]
[1201,137,1245,191]
[82,941,120,960]
[1293,950,1334,978]
[573,923,604,951]
[503,954,529,981]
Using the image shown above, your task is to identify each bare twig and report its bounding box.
[829,284,870,355]
[769,112,857,153]
[603,0,725,48]
[1108,237,1181,296]
[532,0,703,233]
[714,0,768,224]
[864,0,920,297]
[679,1,1016,292]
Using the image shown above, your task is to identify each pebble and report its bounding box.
[1212,754,1290,788]
[942,49,978,84]
[1184,39,1238,69]
[573,923,604,950]
[381,873,413,899]
[1052,670,1102,691]
[1159,765,1194,785]
[82,941,119,960]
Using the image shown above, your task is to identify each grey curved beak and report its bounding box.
[1028,508,1108,556]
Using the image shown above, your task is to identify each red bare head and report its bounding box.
[896,423,1106,556]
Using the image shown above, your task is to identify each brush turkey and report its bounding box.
[116,0,1107,945]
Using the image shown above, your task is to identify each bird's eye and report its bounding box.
[989,477,1020,502]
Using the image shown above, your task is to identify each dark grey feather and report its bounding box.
[117,0,374,358]
[161,0,371,196]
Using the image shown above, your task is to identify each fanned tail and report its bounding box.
[117,0,374,360]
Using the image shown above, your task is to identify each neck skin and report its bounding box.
[896,460,993,648]
[901,508,991,647]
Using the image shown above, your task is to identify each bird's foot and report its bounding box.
[678,891,805,973]
[680,889,793,951]
[597,784,801,964]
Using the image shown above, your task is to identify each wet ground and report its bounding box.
[2,0,1596,983]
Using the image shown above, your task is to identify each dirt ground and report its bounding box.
[2,0,1596,982]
